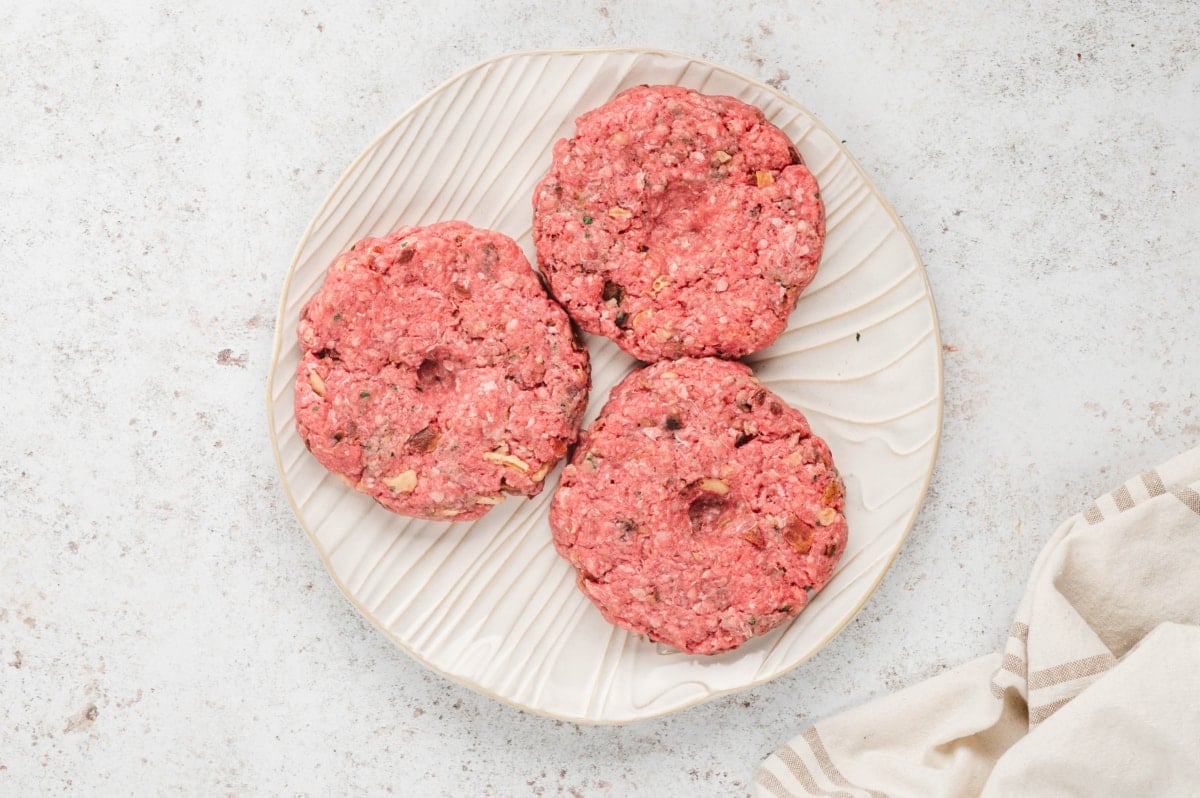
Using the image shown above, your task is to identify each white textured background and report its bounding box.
[1,1,1197,795]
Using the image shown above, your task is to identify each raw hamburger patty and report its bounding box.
[532,85,825,362]
[294,222,590,522]
[549,358,847,655]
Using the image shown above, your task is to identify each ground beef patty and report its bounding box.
[549,358,847,654]
[532,85,825,362]
[295,222,590,522]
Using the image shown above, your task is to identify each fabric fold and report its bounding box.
[755,447,1200,797]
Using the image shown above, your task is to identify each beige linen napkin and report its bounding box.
[755,446,1200,797]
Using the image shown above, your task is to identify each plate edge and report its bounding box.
[263,46,946,725]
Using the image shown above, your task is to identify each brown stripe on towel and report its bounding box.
[1082,503,1103,525]
[754,768,795,798]
[1171,485,1200,517]
[1009,621,1030,643]
[1001,653,1027,679]
[1141,469,1167,497]
[803,727,889,798]
[1029,696,1074,726]
[1112,485,1134,511]
[1028,652,1117,691]
[777,744,849,797]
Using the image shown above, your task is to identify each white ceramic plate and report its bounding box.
[268,48,942,723]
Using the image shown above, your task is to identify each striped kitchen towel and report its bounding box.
[755,446,1200,797]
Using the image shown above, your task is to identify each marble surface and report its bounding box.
[1,1,1197,795]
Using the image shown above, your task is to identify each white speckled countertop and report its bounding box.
[2,2,1197,795]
